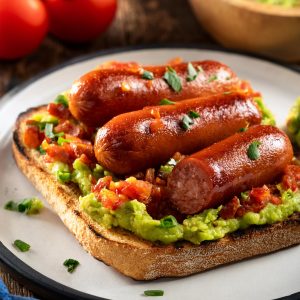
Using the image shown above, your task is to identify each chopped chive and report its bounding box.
[4,201,18,211]
[63,259,80,273]
[247,141,262,160]
[142,70,154,80]
[163,66,182,92]
[144,290,164,296]
[241,191,249,200]
[37,145,46,155]
[45,123,55,139]
[57,136,71,146]
[4,198,43,215]
[159,98,176,105]
[208,74,218,82]
[160,215,178,228]
[54,94,69,107]
[57,171,71,182]
[188,110,200,119]
[186,62,198,82]
[239,127,248,132]
[13,240,30,252]
[180,114,194,131]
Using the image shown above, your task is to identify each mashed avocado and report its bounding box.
[255,97,276,126]
[80,188,300,245]
[256,0,299,7]
[287,97,300,147]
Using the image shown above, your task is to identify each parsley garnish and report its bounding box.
[142,70,154,80]
[186,62,199,82]
[188,110,200,119]
[159,98,176,105]
[247,141,262,160]
[180,114,194,131]
[63,259,80,273]
[13,240,30,252]
[163,66,182,92]
[144,290,164,296]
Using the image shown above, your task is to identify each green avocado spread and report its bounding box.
[255,0,299,7]
[287,97,300,147]
[80,188,300,245]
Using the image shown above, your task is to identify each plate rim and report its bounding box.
[1,43,300,300]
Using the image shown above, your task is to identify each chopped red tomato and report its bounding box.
[70,142,95,162]
[92,176,152,210]
[282,165,300,191]
[92,176,112,193]
[23,126,43,148]
[44,143,75,164]
[220,196,240,219]
[54,120,85,138]
[47,103,71,119]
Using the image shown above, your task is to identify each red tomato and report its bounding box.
[0,0,48,59]
[43,0,117,43]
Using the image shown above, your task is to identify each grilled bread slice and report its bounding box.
[12,106,300,280]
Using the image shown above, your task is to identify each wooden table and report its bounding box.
[0,0,297,298]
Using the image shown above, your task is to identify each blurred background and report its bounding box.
[0,0,299,297]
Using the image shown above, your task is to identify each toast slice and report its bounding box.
[12,106,300,280]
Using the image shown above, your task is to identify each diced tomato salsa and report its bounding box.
[92,176,152,210]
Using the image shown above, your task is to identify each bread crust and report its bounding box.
[12,107,300,280]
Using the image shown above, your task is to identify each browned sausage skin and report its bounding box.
[68,60,245,127]
[167,125,293,215]
[94,92,262,175]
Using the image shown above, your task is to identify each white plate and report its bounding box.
[0,47,300,300]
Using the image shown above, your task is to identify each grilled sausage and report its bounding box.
[68,60,246,127]
[167,125,293,215]
[94,92,262,174]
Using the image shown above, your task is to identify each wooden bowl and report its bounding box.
[189,0,300,62]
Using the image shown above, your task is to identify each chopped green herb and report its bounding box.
[144,290,164,297]
[13,240,30,252]
[163,66,182,92]
[197,66,204,73]
[247,141,262,160]
[45,123,55,139]
[208,74,218,82]
[4,198,43,215]
[142,70,154,80]
[180,114,194,131]
[54,94,69,107]
[37,145,46,155]
[186,62,198,82]
[4,201,18,211]
[188,110,200,119]
[158,158,177,177]
[63,259,80,273]
[159,98,176,105]
[239,127,248,132]
[223,91,232,95]
[160,215,178,228]
[241,191,249,200]
[57,171,71,183]
[57,136,71,146]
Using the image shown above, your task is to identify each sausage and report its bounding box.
[167,125,293,215]
[68,60,246,127]
[94,92,262,174]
